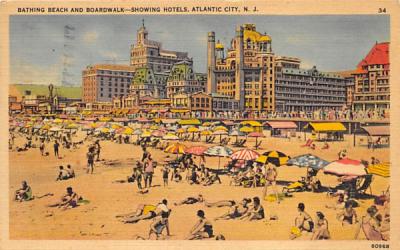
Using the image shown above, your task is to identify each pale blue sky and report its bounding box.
[10,15,389,85]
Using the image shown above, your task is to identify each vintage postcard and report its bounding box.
[0,0,399,249]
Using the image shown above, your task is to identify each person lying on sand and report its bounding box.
[239,197,264,221]
[15,181,33,202]
[48,187,80,210]
[117,204,157,223]
[311,212,330,240]
[186,210,213,240]
[290,203,314,240]
[214,198,251,221]
[174,194,204,206]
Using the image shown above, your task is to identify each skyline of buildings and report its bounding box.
[10,20,390,114]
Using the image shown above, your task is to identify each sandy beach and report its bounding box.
[9,129,389,240]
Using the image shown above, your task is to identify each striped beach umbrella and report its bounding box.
[231,149,260,161]
[257,151,290,166]
[366,162,390,177]
[164,143,187,154]
[324,158,367,176]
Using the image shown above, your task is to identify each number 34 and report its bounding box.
[378,8,387,13]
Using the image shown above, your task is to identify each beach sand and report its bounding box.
[9,131,389,240]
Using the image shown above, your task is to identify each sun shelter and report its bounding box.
[264,121,297,137]
[358,126,390,148]
[305,122,346,141]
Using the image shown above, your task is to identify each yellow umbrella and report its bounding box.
[99,117,111,122]
[101,127,110,133]
[213,126,228,132]
[164,143,187,154]
[187,127,199,133]
[176,128,186,134]
[41,124,51,130]
[66,123,78,129]
[202,122,212,127]
[111,123,122,129]
[53,118,63,124]
[201,130,212,136]
[90,122,100,129]
[123,127,134,135]
[240,126,254,133]
[150,125,159,130]
[141,130,152,138]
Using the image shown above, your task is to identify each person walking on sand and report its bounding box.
[53,140,60,158]
[262,163,279,203]
[144,156,154,188]
[134,161,143,189]
[161,165,170,187]
[39,139,45,156]
[86,146,96,174]
[95,140,101,161]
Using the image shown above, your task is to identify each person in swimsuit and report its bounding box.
[148,212,169,240]
[240,197,265,221]
[56,166,70,181]
[311,212,330,240]
[174,194,204,206]
[15,181,33,202]
[337,201,358,225]
[48,187,80,210]
[205,199,237,208]
[262,163,279,203]
[290,203,314,239]
[117,204,157,223]
[86,146,95,174]
[186,210,213,240]
[325,194,345,210]
[214,198,251,220]
[354,206,383,240]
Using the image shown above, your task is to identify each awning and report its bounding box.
[306,122,346,132]
[178,119,201,125]
[265,121,297,129]
[361,126,390,136]
[240,121,262,127]
[171,109,190,113]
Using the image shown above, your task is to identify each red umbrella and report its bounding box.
[231,149,260,161]
[324,158,366,176]
[185,146,208,156]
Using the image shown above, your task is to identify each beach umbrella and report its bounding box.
[152,130,166,138]
[213,126,228,132]
[150,125,159,130]
[202,122,212,127]
[229,130,243,143]
[231,149,260,161]
[49,127,61,132]
[187,127,199,133]
[201,130,212,135]
[100,127,111,133]
[240,126,254,133]
[99,117,112,122]
[53,118,63,124]
[65,123,79,130]
[90,122,100,129]
[257,151,290,167]
[287,154,329,170]
[111,123,122,130]
[141,130,152,138]
[164,143,187,154]
[176,128,186,134]
[212,130,228,143]
[185,146,208,156]
[248,131,264,149]
[163,133,180,141]
[205,145,233,169]
[366,162,390,177]
[324,158,367,176]
[123,127,134,135]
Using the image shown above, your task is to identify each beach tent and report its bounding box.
[264,121,297,137]
[178,119,201,126]
[304,122,346,141]
[356,126,390,148]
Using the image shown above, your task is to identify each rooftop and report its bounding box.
[357,42,389,68]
